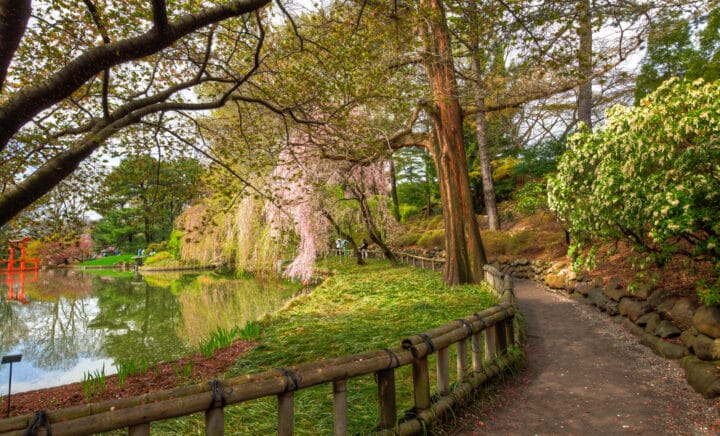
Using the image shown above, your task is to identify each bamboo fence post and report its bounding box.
[506,316,515,347]
[205,406,224,436]
[484,325,497,363]
[377,368,397,431]
[129,423,150,436]
[421,258,425,268]
[412,357,431,411]
[278,392,294,436]
[471,332,483,374]
[456,339,469,382]
[496,319,508,354]
[333,380,348,436]
[436,347,450,396]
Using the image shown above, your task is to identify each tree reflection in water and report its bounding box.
[0,270,298,392]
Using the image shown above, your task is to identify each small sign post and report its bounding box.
[2,354,22,417]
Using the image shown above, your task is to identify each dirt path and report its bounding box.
[449,280,720,435]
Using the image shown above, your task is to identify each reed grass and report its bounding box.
[198,321,263,357]
[81,365,107,400]
[151,259,498,434]
[114,358,152,388]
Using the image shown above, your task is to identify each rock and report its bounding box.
[654,320,681,338]
[544,272,567,289]
[680,327,699,349]
[589,288,618,315]
[606,277,622,290]
[647,290,675,310]
[693,334,720,361]
[624,319,689,359]
[693,305,720,339]
[628,281,657,300]
[604,283,628,302]
[588,288,608,309]
[681,356,720,398]
[639,334,689,359]
[575,282,596,297]
[669,298,699,331]
[618,298,651,322]
[656,297,678,318]
[637,312,661,332]
[550,261,566,273]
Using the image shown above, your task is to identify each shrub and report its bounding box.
[512,180,548,216]
[548,78,720,303]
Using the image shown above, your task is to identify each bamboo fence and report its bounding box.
[1,257,517,436]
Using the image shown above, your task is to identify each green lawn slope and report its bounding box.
[158,258,498,434]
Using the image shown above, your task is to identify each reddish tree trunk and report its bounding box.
[417,0,487,285]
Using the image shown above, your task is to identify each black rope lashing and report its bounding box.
[455,318,473,335]
[383,348,400,369]
[24,410,51,436]
[417,333,436,353]
[493,303,511,318]
[280,367,301,392]
[473,312,488,330]
[208,380,227,408]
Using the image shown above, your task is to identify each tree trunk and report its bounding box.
[417,0,487,286]
[356,192,397,265]
[388,160,401,221]
[322,211,365,265]
[470,56,500,230]
[577,0,593,130]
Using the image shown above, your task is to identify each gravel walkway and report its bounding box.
[449,279,720,435]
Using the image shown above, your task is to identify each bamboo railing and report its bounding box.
[0,262,517,436]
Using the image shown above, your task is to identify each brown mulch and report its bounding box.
[3,340,254,418]
[583,241,716,301]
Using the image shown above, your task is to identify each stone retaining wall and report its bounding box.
[488,257,720,399]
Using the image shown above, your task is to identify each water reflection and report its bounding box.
[0,270,296,393]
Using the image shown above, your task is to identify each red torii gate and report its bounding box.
[0,237,39,272]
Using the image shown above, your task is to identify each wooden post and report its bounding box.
[129,423,150,436]
[484,325,497,364]
[471,332,483,374]
[456,339,469,382]
[496,319,508,354]
[278,392,294,436]
[377,369,397,431]
[333,380,347,436]
[412,357,431,411]
[437,348,450,396]
[205,406,224,436]
[506,316,515,347]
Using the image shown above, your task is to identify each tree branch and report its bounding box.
[0,0,31,93]
[152,0,169,35]
[0,0,271,153]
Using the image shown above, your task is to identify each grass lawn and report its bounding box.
[78,254,135,266]
[157,258,498,435]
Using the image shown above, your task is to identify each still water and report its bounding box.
[0,269,297,393]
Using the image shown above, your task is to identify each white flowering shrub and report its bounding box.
[548,78,720,304]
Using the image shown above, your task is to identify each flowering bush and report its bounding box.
[548,78,720,304]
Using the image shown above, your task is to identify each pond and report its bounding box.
[0,269,298,393]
